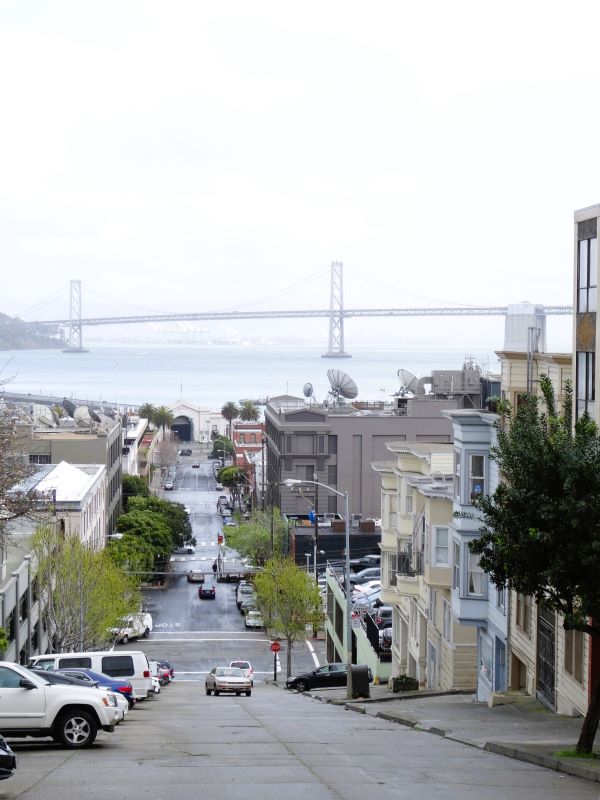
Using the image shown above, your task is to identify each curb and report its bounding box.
[484,742,600,784]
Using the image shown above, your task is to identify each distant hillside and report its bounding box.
[0,312,62,350]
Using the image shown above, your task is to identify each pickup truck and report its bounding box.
[110,612,153,644]
[0,662,120,748]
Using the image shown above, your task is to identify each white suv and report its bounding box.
[0,662,120,748]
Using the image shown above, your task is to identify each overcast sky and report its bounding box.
[0,1,596,349]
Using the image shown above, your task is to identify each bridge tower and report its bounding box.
[63,279,88,353]
[321,261,351,358]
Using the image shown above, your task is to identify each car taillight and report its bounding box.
[118,685,131,693]
[143,670,150,678]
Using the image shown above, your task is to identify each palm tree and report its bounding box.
[154,406,174,438]
[139,403,157,426]
[221,401,239,440]
[239,400,260,422]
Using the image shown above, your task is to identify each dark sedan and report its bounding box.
[286,663,349,692]
[199,577,216,599]
[0,736,16,781]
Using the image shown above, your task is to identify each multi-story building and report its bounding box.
[265,392,460,521]
[374,443,477,689]
[14,415,121,535]
[443,409,505,703]
[121,413,150,477]
[574,203,598,422]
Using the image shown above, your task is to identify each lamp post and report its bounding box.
[285,478,353,700]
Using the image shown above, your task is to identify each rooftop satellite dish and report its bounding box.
[327,369,358,402]
[74,406,93,427]
[303,382,314,398]
[396,368,418,396]
[62,398,77,418]
[89,408,102,424]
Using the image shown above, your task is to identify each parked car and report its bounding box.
[352,589,382,611]
[179,448,192,456]
[285,663,363,692]
[236,582,255,608]
[239,596,257,615]
[0,736,16,781]
[215,482,224,491]
[192,463,200,468]
[352,580,382,596]
[164,481,174,490]
[370,605,393,628]
[149,661,170,686]
[109,611,153,644]
[244,610,264,630]
[349,567,381,586]
[199,577,216,599]
[0,662,120,746]
[205,667,251,696]
[229,660,254,685]
[174,545,196,555]
[156,660,175,681]
[57,667,136,708]
[349,554,381,572]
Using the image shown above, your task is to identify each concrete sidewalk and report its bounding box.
[300,684,600,784]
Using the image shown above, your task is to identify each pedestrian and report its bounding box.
[212,560,218,575]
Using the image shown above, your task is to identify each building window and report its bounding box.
[576,351,596,420]
[516,593,532,636]
[285,436,293,454]
[327,465,337,485]
[496,585,506,613]
[410,600,418,639]
[239,434,246,444]
[428,588,437,623]
[454,450,461,501]
[467,551,485,596]
[453,541,460,590]
[405,494,412,515]
[564,628,584,684]
[442,599,452,643]
[432,527,449,566]
[577,236,597,313]
[469,454,485,501]
[327,495,337,514]
[29,454,51,465]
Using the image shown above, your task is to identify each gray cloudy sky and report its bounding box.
[0,1,595,349]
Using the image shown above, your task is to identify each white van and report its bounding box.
[29,650,153,700]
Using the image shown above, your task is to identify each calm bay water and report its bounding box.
[1,343,500,409]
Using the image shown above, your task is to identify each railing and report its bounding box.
[364,612,392,662]
[397,546,423,578]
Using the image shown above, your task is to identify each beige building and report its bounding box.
[373,443,477,690]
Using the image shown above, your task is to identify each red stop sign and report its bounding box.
[270,641,281,653]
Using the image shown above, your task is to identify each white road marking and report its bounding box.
[305,639,320,667]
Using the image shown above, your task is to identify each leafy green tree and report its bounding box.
[128,495,193,549]
[139,403,157,425]
[154,406,174,437]
[223,509,287,565]
[116,509,173,567]
[469,376,600,754]
[210,435,234,461]
[0,627,8,656]
[108,533,155,576]
[122,474,150,511]
[221,401,239,439]
[255,557,322,677]
[217,466,244,510]
[33,525,140,651]
[239,400,260,422]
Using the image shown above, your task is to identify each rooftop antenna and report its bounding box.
[303,382,316,406]
[327,369,358,405]
[396,368,418,396]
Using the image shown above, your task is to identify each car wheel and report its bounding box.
[54,710,97,748]
[246,691,251,697]
[235,692,240,696]
[214,690,220,696]
[205,687,211,695]
[121,634,129,645]
[143,628,150,639]
[295,680,308,693]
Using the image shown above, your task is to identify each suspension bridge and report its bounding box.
[5,263,572,357]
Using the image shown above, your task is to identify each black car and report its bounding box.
[0,736,16,781]
[199,577,216,599]
[286,663,349,692]
[349,554,381,572]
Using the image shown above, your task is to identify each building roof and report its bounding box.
[31,462,105,502]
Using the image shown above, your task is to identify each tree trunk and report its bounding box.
[577,658,600,753]
[286,637,292,678]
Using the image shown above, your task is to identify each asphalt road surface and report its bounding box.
[5,681,599,800]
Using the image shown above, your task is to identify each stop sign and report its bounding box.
[270,641,281,653]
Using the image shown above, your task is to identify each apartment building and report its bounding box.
[374,443,477,689]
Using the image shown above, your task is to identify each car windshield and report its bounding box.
[230,661,250,669]
[216,668,244,677]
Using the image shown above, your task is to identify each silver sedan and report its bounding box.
[205,667,252,697]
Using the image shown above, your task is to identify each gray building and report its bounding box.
[265,392,463,520]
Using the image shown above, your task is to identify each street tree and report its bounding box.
[122,474,150,511]
[116,509,173,570]
[154,406,174,437]
[0,411,40,547]
[217,466,245,510]
[210,435,234,462]
[139,403,157,425]
[469,376,600,754]
[127,495,193,549]
[224,509,287,565]
[239,400,260,422]
[254,557,322,677]
[221,401,239,439]
[33,525,140,651]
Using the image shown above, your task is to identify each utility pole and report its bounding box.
[313,472,319,582]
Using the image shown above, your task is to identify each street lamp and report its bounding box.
[285,478,353,700]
